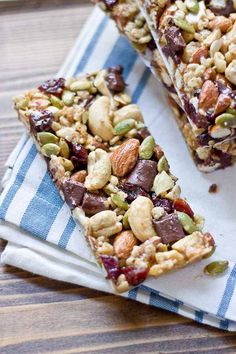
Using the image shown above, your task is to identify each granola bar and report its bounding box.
[95,0,236,171]
[135,0,236,171]
[14,68,215,292]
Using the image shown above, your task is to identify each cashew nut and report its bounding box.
[89,210,122,237]
[85,148,111,191]
[94,70,110,96]
[128,196,156,242]
[88,96,114,141]
[113,104,144,125]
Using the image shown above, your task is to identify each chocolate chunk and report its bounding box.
[207,0,234,17]
[153,213,185,244]
[71,143,88,165]
[120,182,150,203]
[165,26,186,52]
[62,179,86,209]
[38,78,65,95]
[126,159,157,192]
[135,127,151,141]
[162,45,181,65]
[151,194,173,214]
[182,95,209,129]
[29,110,53,134]
[106,66,125,93]
[82,193,107,216]
[208,183,218,194]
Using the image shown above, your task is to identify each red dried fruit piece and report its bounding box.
[151,195,173,214]
[120,183,149,203]
[123,267,148,286]
[38,78,65,95]
[29,110,53,134]
[173,198,194,218]
[71,142,88,165]
[106,66,125,93]
[100,256,122,280]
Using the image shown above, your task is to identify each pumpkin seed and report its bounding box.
[62,90,75,106]
[226,108,236,115]
[59,138,70,158]
[157,155,169,172]
[41,143,60,157]
[59,157,74,172]
[177,211,198,234]
[70,80,92,91]
[215,113,236,128]
[111,194,129,210]
[122,211,130,229]
[185,0,199,14]
[204,260,229,276]
[203,246,216,259]
[50,95,64,109]
[113,119,135,135]
[139,136,155,159]
[174,17,195,34]
[37,132,59,145]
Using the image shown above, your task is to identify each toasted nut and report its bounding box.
[94,69,110,96]
[85,148,111,191]
[204,261,229,276]
[128,196,156,242]
[214,52,226,73]
[111,139,140,177]
[37,132,59,145]
[209,16,232,33]
[215,94,231,115]
[152,171,174,196]
[174,17,195,33]
[113,104,144,125]
[113,231,138,259]
[215,113,236,128]
[203,68,216,81]
[111,194,129,210]
[56,127,76,142]
[62,90,75,106]
[139,136,155,159]
[58,138,70,158]
[59,157,74,172]
[209,125,231,139]
[41,143,60,157]
[89,210,122,238]
[177,211,198,234]
[191,46,208,63]
[225,59,236,85]
[113,119,135,135]
[71,170,87,183]
[88,96,114,141]
[70,80,92,91]
[122,211,130,229]
[157,156,169,173]
[198,80,218,111]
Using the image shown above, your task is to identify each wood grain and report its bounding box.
[0,2,236,353]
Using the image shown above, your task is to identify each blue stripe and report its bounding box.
[140,285,180,313]
[20,172,63,240]
[217,264,236,318]
[58,217,76,249]
[75,16,108,74]
[103,36,138,79]
[219,319,229,331]
[0,144,37,220]
[195,310,204,324]
[132,68,151,103]
[128,287,139,300]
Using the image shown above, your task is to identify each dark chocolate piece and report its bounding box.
[82,192,107,216]
[62,179,86,209]
[126,159,157,192]
[153,213,185,244]
[29,110,53,134]
[106,66,125,93]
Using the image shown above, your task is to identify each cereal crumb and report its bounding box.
[208,184,218,193]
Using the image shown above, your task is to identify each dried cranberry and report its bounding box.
[106,66,125,93]
[214,150,232,169]
[71,143,88,165]
[102,0,118,10]
[151,194,173,214]
[173,198,194,218]
[182,95,209,129]
[38,78,65,95]
[162,45,181,65]
[197,133,212,146]
[120,183,150,203]
[165,26,186,52]
[123,267,148,286]
[100,256,122,280]
[29,110,53,134]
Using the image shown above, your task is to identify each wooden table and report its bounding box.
[0,1,236,352]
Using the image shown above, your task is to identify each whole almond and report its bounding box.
[191,47,208,64]
[113,230,138,259]
[203,68,216,81]
[71,170,87,183]
[199,80,218,111]
[111,138,140,177]
[215,94,231,115]
[209,17,232,33]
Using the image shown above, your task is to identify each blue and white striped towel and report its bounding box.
[1,7,236,331]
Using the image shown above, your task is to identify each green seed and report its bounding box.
[139,136,155,160]
[50,95,64,109]
[60,157,74,172]
[122,211,130,229]
[215,113,236,128]
[177,211,198,234]
[185,0,199,14]
[226,108,236,115]
[37,132,59,145]
[113,119,135,135]
[174,17,195,34]
[70,80,92,91]
[204,260,229,276]
[111,194,129,210]
[203,246,216,259]
[62,90,75,106]
[157,155,169,172]
[41,143,60,157]
[59,139,70,158]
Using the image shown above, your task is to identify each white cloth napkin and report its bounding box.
[0,7,236,331]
